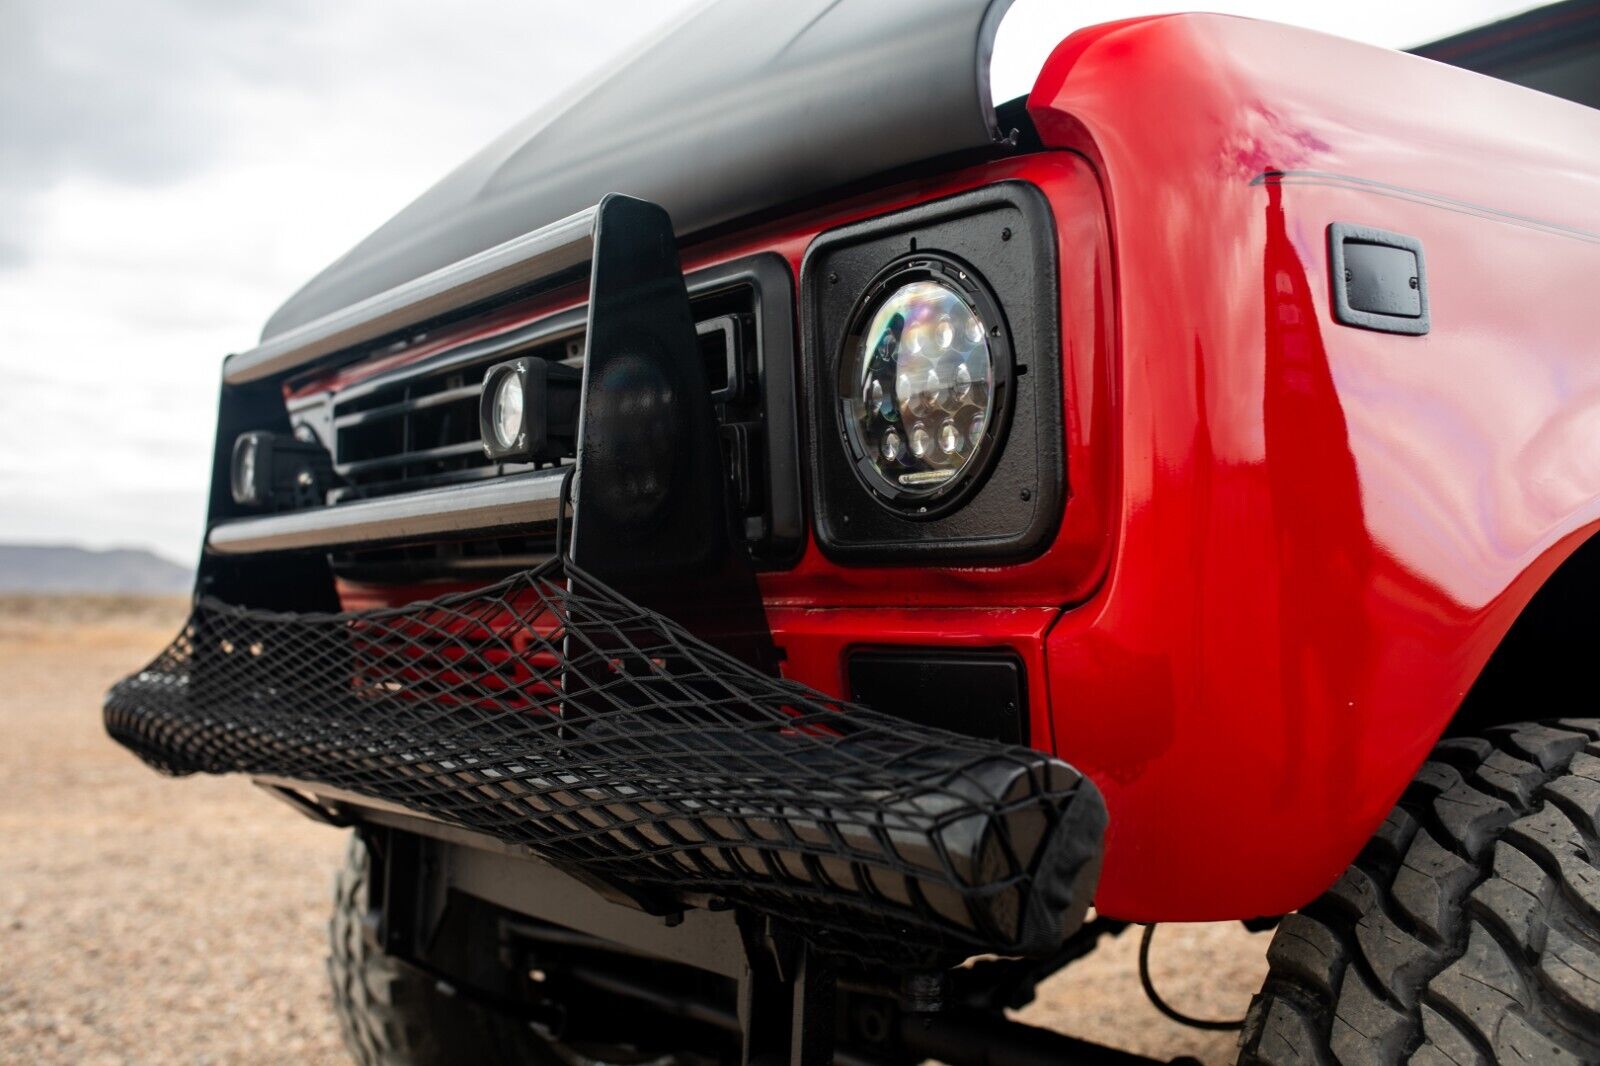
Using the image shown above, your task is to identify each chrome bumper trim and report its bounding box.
[206,470,566,554]
[224,206,598,385]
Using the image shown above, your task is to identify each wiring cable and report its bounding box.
[1138,924,1247,1032]
[555,465,576,556]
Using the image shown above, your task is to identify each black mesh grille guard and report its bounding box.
[104,555,1105,966]
[125,193,1105,966]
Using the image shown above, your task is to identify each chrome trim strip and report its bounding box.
[223,206,598,385]
[206,469,567,554]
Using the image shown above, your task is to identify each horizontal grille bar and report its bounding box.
[338,439,486,478]
[333,383,482,431]
[207,469,567,555]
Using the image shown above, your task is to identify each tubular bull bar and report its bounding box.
[106,193,1114,1062]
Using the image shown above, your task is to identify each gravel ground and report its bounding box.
[0,596,1270,1064]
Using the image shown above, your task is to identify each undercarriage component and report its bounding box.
[329,833,552,1066]
[331,818,1190,1066]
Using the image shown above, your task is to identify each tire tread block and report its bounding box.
[1407,1004,1485,1066]
[1425,922,1530,1049]
[1431,780,1516,861]
[1269,914,1349,1001]
[1331,964,1411,1065]
[1244,995,1337,1066]
[1537,928,1600,1023]
[1393,829,1476,944]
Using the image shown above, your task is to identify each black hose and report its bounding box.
[1137,924,1246,1032]
[555,465,576,557]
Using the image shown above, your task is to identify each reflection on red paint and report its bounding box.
[1034,14,1600,919]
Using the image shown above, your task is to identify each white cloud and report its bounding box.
[0,0,697,561]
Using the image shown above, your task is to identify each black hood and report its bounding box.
[262,0,1015,340]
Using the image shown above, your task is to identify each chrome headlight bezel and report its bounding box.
[835,254,1013,516]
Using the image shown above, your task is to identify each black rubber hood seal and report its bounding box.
[262,0,1015,340]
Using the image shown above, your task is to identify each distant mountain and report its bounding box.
[0,543,193,595]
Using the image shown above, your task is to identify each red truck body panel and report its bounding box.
[317,15,1600,923]
[1027,14,1600,919]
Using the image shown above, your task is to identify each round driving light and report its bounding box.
[491,369,525,450]
[235,436,258,502]
[837,255,1011,512]
[228,432,266,508]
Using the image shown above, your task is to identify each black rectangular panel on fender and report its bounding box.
[801,182,1063,564]
[847,649,1028,745]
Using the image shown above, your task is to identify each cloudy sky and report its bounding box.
[0,0,1537,564]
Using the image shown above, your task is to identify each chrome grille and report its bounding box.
[326,325,584,502]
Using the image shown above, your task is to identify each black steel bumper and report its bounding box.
[104,555,1105,967]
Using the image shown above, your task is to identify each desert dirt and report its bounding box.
[0,595,1271,1064]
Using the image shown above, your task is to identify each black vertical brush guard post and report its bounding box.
[571,194,730,586]
[570,193,777,671]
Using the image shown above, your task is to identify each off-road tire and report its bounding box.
[1240,720,1600,1064]
[328,832,551,1066]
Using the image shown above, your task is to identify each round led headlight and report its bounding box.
[838,256,1011,513]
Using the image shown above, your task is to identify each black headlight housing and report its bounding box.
[802,182,1062,565]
